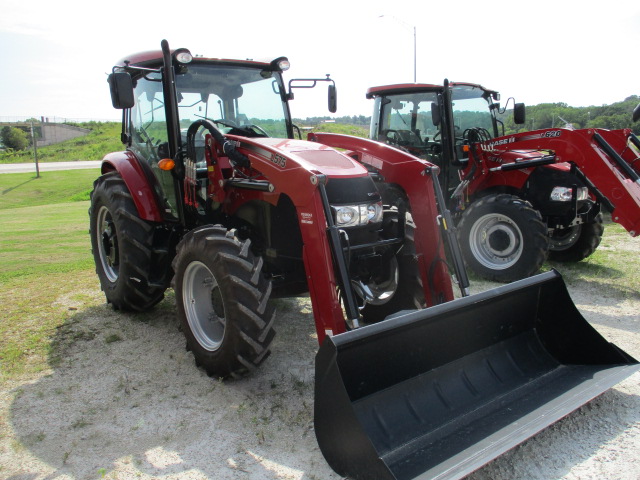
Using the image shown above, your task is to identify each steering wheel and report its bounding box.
[384,129,400,144]
[186,119,251,169]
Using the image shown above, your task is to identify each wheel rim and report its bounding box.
[549,225,582,251]
[468,213,523,270]
[96,205,119,282]
[182,261,226,351]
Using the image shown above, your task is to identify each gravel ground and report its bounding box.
[1,239,639,480]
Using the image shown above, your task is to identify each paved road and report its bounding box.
[0,161,101,174]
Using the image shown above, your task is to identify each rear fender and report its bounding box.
[100,151,165,222]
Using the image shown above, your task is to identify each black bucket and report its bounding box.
[314,270,639,480]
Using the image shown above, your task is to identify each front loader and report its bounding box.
[91,40,639,480]
[365,81,640,282]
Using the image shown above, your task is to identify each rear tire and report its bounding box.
[89,172,168,311]
[548,213,604,262]
[458,194,549,283]
[172,225,276,379]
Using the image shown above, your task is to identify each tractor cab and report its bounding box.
[367,81,525,197]
[108,46,336,221]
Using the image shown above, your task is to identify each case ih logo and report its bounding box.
[481,136,516,152]
[270,153,287,168]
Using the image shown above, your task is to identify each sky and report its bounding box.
[1,0,639,122]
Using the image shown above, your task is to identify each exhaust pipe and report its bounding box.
[314,270,639,480]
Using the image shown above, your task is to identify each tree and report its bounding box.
[0,126,29,150]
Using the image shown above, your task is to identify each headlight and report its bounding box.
[550,186,589,202]
[333,202,383,227]
[336,206,358,225]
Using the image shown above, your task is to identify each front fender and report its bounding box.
[100,151,165,222]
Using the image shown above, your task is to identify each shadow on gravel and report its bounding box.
[8,296,337,480]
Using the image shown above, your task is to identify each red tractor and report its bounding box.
[91,42,639,480]
[364,80,640,282]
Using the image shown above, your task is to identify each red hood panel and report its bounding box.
[250,138,367,176]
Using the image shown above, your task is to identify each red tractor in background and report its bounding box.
[363,80,640,282]
[91,41,639,480]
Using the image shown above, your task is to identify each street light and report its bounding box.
[379,15,417,83]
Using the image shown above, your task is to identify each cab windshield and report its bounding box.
[175,63,289,138]
[377,91,440,149]
[450,85,495,135]
[376,85,499,153]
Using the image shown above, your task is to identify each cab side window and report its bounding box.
[131,75,178,218]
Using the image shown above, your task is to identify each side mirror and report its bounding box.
[431,102,441,126]
[633,102,640,123]
[328,84,337,113]
[108,72,135,109]
[514,102,526,125]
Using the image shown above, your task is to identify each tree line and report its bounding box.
[501,95,640,134]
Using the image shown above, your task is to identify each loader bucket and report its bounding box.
[315,270,639,480]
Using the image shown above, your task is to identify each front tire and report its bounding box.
[458,194,549,282]
[89,172,168,311]
[359,190,425,324]
[172,225,276,379]
[548,213,604,262]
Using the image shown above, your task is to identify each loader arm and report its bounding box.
[486,128,640,236]
[308,132,455,305]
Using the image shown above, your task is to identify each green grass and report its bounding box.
[0,201,94,282]
[0,197,100,379]
[0,170,98,210]
[0,122,122,164]
[309,122,368,137]
[547,222,640,296]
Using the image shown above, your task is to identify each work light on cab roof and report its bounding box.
[173,49,193,64]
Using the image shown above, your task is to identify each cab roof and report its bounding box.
[115,49,282,71]
[365,82,496,99]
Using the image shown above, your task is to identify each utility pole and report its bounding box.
[412,25,416,83]
[30,120,40,178]
[379,15,417,83]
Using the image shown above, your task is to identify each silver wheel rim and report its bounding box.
[469,213,523,270]
[549,225,582,251]
[182,261,226,351]
[96,205,118,283]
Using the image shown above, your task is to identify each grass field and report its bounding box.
[0,170,97,210]
[0,169,101,380]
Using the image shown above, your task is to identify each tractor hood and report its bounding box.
[230,136,369,178]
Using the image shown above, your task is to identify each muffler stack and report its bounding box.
[315,270,639,480]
